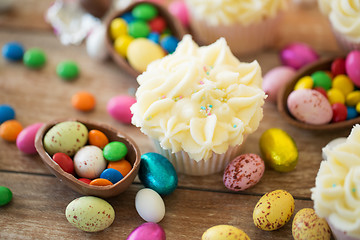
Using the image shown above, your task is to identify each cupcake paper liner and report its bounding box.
[327,218,360,240]
[332,27,360,52]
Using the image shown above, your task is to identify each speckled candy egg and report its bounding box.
[43,121,88,156]
[292,208,331,240]
[202,225,250,240]
[253,190,295,231]
[74,145,107,179]
[65,196,115,232]
[287,89,333,124]
[223,154,265,191]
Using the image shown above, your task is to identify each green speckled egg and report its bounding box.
[43,121,88,156]
[65,196,115,232]
[202,225,250,240]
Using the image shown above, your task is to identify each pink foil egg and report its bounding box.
[16,122,43,154]
[280,43,319,70]
[127,222,166,240]
[168,0,189,27]
[107,95,136,124]
[345,50,360,87]
[263,66,296,103]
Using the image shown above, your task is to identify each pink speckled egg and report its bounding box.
[263,66,296,103]
[107,95,136,124]
[223,154,265,191]
[287,89,333,125]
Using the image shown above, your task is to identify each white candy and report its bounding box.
[86,24,108,61]
[135,188,165,223]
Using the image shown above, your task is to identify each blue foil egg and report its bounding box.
[139,152,178,195]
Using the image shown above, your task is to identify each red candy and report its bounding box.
[332,103,347,123]
[149,16,166,33]
[313,87,327,98]
[78,178,92,184]
[331,58,346,77]
[52,152,75,175]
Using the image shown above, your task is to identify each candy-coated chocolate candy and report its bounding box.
[128,20,150,38]
[202,225,250,240]
[132,3,158,21]
[148,32,160,44]
[356,102,360,113]
[313,87,327,98]
[100,168,124,184]
[135,188,165,223]
[122,12,135,23]
[160,32,170,41]
[223,154,265,191]
[88,129,109,149]
[127,222,166,240]
[110,18,128,40]
[149,16,166,33]
[346,106,358,120]
[160,35,179,54]
[0,119,23,142]
[331,58,346,77]
[346,50,360,87]
[2,42,24,61]
[0,186,12,206]
[259,128,298,172]
[127,38,165,72]
[332,74,354,96]
[0,104,15,124]
[56,61,79,80]
[139,152,178,195]
[103,141,128,161]
[168,0,189,27]
[331,103,347,122]
[74,145,107,179]
[327,88,345,105]
[53,152,75,175]
[71,91,96,112]
[311,71,332,90]
[86,24,108,61]
[114,35,134,57]
[108,159,132,177]
[280,43,319,70]
[89,178,113,186]
[107,95,136,124]
[346,90,360,106]
[16,122,43,154]
[294,75,313,90]
[23,48,46,69]
[78,178,92,184]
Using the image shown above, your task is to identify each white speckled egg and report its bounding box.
[135,188,165,223]
[287,89,333,124]
[65,196,115,232]
[74,145,107,179]
[202,225,250,240]
[292,208,331,240]
[43,121,88,156]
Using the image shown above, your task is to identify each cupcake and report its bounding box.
[131,35,266,176]
[311,124,360,239]
[318,0,360,52]
[184,0,289,56]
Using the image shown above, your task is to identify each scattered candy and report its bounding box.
[71,91,96,112]
[253,190,295,231]
[127,222,166,240]
[107,159,132,177]
[280,42,319,70]
[52,152,75,175]
[0,104,15,124]
[89,178,113,186]
[0,119,23,142]
[100,168,124,184]
[168,0,189,27]
[135,188,165,223]
[23,48,46,69]
[56,60,79,80]
[16,123,43,154]
[74,145,107,179]
[0,186,12,206]
[86,24,109,61]
[103,141,128,161]
[202,225,250,240]
[345,50,360,87]
[2,42,24,61]
[88,129,109,149]
[107,95,136,124]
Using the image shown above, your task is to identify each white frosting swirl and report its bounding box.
[185,0,288,26]
[131,35,265,162]
[317,0,334,15]
[312,124,360,238]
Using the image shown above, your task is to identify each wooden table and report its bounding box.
[0,1,348,239]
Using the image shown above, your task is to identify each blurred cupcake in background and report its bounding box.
[318,0,360,52]
[184,0,289,56]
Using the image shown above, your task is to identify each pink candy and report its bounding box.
[107,95,136,124]
[345,50,360,87]
[16,123,43,154]
[280,43,319,70]
[168,0,189,27]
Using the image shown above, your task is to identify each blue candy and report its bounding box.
[100,168,123,184]
[0,104,15,124]
[148,32,160,44]
[122,12,135,24]
[2,42,25,61]
[347,106,358,120]
[160,36,179,54]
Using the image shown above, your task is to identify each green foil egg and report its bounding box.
[259,128,298,172]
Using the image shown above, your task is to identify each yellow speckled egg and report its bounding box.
[253,190,295,231]
[66,196,115,232]
[202,225,250,240]
[127,38,165,73]
[292,208,331,240]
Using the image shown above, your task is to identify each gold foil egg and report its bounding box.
[259,128,298,172]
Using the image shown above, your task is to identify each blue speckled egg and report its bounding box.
[139,152,178,195]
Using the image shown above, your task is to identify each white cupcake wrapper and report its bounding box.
[332,27,360,52]
[327,218,360,240]
[152,139,244,176]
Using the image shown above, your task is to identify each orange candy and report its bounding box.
[88,129,109,149]
[0,120,23,142]
[89,178,113,186]
[71,91,96,111]
[107,159,132,177]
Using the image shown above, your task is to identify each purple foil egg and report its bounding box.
[127,222,166,240]
[280,43,319,70]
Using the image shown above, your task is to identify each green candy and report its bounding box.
[0,186,12,206]
[311,71,332,90]
[103,141,128,161]
[128,21,150,38]
[23,48,46,69]
[56,61,79,80]
[132,3,158,21]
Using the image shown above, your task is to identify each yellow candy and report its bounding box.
[202,225,250,240]
[110,18,127,40]
[294,76,313,90]
[160,33,170,41]
[346,90,360,106]
[127,38,165,72]
[114,35,134,57]
[259,128,298,172]
[327,88,345,105]
[356,102,360,113]
[332,74,354,96]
